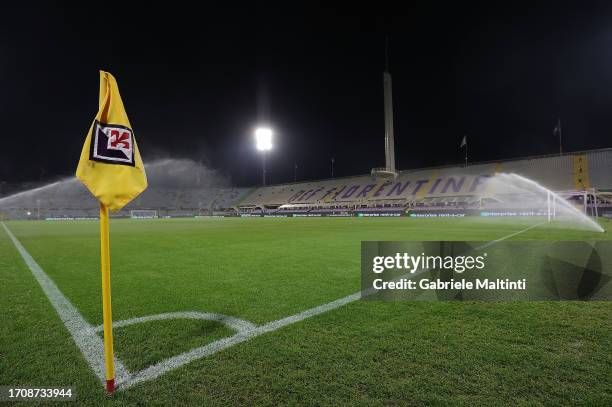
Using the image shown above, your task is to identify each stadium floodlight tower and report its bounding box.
[371,40,398,178]
[255,127,273,185]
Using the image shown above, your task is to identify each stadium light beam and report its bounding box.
[255,127,273,185]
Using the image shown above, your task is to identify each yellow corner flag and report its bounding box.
[77,71,147,210]
[76,71,147,393]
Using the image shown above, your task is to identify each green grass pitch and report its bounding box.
[1,217,611,405]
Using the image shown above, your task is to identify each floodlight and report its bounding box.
[254,127,273,185]
[255,127,273,151]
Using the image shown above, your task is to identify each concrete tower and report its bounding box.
[372,38,398,178]
[383,70,396,173]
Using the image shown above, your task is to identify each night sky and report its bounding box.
[2,2,612,187]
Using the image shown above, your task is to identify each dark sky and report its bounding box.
[2,2,612,187]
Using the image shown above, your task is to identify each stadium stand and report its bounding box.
[2,150,611,220]
[236,149,612,218]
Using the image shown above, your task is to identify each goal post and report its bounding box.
[130,209,158,219]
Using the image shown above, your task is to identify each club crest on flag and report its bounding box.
[90,121,135,166]
[76,71,147,212]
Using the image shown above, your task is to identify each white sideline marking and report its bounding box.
[1,222,131,385]
[476,221,545,249]
[2,220,543,391]
[2,222,258,389]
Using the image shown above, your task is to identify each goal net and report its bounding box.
[130,209,158,219]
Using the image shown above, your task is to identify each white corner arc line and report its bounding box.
[92,312,256,334]
[2,220,543,391]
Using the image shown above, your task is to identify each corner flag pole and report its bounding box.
[77,72,147,394]
[99,203,115,393]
